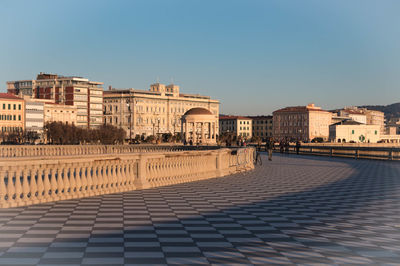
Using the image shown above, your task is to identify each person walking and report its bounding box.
[296,140,301,155]
[284,139,289,154]
[279,140,284,153]
[266,137,274,161]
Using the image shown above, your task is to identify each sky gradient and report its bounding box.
[0,0,399,115]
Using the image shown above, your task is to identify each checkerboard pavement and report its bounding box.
[1,153,400,265]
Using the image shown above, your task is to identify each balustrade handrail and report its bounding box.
[0,147,255,208]
[0,144,222,158]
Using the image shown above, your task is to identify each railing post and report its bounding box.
[135,155,151,189]
[0,166,8,208]
[355,149,359,159]
[389,149,393,160]
[330,148,333,157]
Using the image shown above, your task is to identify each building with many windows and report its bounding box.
[103,83,219,139]
[7,73,103,128]
[24,98,44,134]
[0,93,25,137]
[248,115,273,140]
[44,103,77,126]
[219,116,252,139]
[273,103,332,141]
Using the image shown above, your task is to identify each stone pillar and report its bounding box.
[201,123,205,144]
[135,155,151,189]
[193,123,197,144]
[213,122,217,140]
[185,121,189,143]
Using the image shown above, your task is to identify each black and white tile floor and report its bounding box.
[1,154,400,265]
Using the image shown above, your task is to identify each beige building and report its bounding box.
[273,103,332,141]
[7,73,103,128]
[0,93,25,138]
[248,115,273,140]
[44,103,77,125]
[329,120,380,143]
[339,108,367,124]
[181,108,218,144]
[103,83,219,139]
[338,107,385,134]
[362,109,385,134]
[219,116,252,139]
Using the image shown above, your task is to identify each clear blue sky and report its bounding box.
[0,0,399,115]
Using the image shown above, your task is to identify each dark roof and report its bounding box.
[273,105,330,114]
[184,107,213,116]
[219,115,251,120]
[331,120,363,126]
[0,93,23,100]
[247,115,273,119]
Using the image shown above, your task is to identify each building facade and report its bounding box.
[44,103,77,126]
[329,120,380,143]
[103,83,219,138]
[25,99,44,134]
[362,109,385,134]
[7,73,103,128]
[339,108,367,124]
[219,116,252,139]
[248,115,273,140]
[0,93,25,136]
[273,103,332,141]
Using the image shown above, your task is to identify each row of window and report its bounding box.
[0,114,22,121]
[254,132,273,137]
[1,126,23,132]
[253,126,273,130]
[254,120,272,124]
[2,103,22,110]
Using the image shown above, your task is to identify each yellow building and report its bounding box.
[0,93,25,136]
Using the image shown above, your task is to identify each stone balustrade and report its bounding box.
[0,145,194,158]
[0,147,254,208]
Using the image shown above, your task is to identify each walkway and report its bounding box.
[0,154,400,265]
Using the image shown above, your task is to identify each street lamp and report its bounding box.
[126,99,132,143]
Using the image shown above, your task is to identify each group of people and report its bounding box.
[258,138,302,161]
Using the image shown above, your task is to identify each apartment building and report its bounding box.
[25,99,44,134]
[7,73,103,128]
[219,116,252,139]
[103,83,219,138]
[273,103,332,141]
[44,103,78,125]
[248,115,273,140]
[0,93,25,135]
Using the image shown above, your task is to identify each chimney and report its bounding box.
[109,85,112,90]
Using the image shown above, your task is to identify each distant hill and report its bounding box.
[358,103,400,121]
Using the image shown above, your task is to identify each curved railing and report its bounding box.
[253,143,400,160]
[0,147,254,208]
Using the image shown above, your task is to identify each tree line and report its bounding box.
[44,122,126,145]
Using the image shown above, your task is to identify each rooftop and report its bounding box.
[0,93,23,100]
[220,115,252,120]
[184,107,213,116]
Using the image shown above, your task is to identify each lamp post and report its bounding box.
[126,99,132,143]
